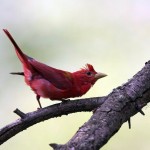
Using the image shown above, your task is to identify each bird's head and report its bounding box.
[73,64,107,85]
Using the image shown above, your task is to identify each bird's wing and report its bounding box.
[29,59,73,90]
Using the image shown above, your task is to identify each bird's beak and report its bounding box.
[95,72,107,79]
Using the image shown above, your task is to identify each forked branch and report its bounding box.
[0,97,105,145]
[1,61,150,150]
[49,61,150,150]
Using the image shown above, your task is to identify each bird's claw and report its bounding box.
[61,99,70,103]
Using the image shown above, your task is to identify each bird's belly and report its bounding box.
[30,79,72,100]
[30,79,83,100]
[30,79,51,98]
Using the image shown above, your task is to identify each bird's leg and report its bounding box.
[36,95,42,108]
[10,72,24,76]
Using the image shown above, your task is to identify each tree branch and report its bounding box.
[0,97,105,145]
[49,61,150,150]
[1,61,150,149]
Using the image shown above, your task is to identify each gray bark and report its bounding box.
[0,97,105,145]
[50,61,150,150]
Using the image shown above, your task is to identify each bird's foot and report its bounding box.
[37,107,42,110]
[61,99,70,103]
[59,99,70,106]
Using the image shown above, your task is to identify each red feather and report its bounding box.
[29,60,73,90]
[3,29,107,108]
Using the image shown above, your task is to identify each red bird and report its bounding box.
[3,29,107,108]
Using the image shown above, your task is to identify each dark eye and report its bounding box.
[86,71,92,76]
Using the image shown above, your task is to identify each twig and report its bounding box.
[14,108,27,119]
[0,97,105,145]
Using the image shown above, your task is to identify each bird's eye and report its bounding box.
[86,71,92,76]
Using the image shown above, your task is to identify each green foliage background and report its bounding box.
[0,0,150,149]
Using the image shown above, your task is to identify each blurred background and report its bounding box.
[0,0,150,150]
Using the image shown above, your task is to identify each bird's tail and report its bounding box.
[10,72,24,76]
[3,29,31,69]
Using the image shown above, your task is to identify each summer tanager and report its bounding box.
[3,29,107,108]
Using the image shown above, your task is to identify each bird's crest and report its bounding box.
[80,64,96,72]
